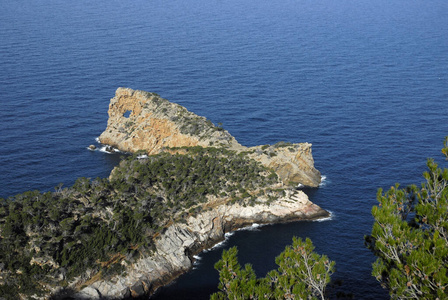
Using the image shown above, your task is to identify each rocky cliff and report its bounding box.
[99,88,321,187]
[246,143,321,188]
[98,88,243,154]
[73,190,329,299]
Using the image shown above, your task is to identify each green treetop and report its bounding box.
[211,237,335,300]
[366,137,448,299]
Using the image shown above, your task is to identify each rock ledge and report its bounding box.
[73,190,328,299]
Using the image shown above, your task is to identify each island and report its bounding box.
[0,88,328,299]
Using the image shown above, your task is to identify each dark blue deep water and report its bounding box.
[1,0,447,298]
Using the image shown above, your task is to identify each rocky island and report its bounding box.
[99,88,321,188]
[0,88,328,299]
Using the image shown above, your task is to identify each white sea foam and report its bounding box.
[199,223,267,255]
[98,146,122,154]
[192,255,202,267]
[206,239,227,251]
[236,223,264,232]
[193,255,202,260]
[314,210,334,222]
[202,230,238,253]
[98,146,112,154]
[224,231,235,238]
[319,175,328,187]
[90,137,123,154]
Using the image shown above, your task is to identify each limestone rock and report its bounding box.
[99,88,321,187]
[23,89,328,300]
[248,143,321,187]
[76,287,101,299]
[98,88,243,154]
[72,190,329,299]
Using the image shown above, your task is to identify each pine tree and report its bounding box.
[366,137,448,299]
[211,237,335,300]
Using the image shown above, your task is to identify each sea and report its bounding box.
[1,0,447,298]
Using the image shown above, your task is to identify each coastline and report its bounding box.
[2,87,331,300]
[73,190,329,299]
[150,208,330,299]
[68,88,329,299]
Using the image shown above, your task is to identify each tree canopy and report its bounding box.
[366,137,448,299]
[211,237,335,300]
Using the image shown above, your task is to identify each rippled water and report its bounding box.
[1,0,447,298]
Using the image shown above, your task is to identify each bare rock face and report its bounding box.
[99,88,321,187]
[248,143,322,187]
[99,88,243,154]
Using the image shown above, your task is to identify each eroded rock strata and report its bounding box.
[74,190,328,299]
[99,87,321,187]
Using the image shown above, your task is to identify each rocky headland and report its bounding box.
[73,88,326,299]
[99,88,321,187]
[0,88,328,300]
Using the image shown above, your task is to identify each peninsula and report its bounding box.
[0,88,328,299]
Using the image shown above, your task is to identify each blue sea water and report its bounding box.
[1,0,447,298]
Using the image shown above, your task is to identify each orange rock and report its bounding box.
[99,88,321,187]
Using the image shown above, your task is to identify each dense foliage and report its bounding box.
[0,147,281,299]
[111,146,280,220]
[211,237,335,300]
[366,138,448,299]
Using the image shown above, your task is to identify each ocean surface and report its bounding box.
[1,0,447,298]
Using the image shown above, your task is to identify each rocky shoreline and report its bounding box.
[72,190,329,299]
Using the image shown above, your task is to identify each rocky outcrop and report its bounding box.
[74,190,329,299]
[99,88,321,187]
[98,88,243,154]
[247,143,321,188]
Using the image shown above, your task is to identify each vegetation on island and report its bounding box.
[0,146,284,299]
[211,237,335,300]
[365,137,448,299]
